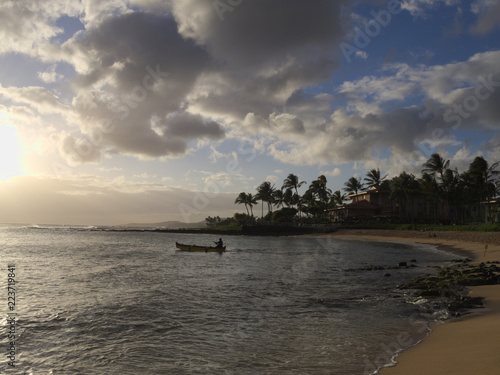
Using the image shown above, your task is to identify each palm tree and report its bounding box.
[273,189,286,209]
[255,181,276,219]
[300,189,316,217]
[343,177,364,196]
[282,173,306,193]
[234,192,250,215]
[246,193,258,217]
[282,173,306,216]
[390,172,419,225]
[364,168,388,188]
[307,175,332,217]
[422,153,450,184]
[468,156,499,221]
[283,188,294,207]
[419,173,440,223]
[422,154,453,221]
[331,190,346,207]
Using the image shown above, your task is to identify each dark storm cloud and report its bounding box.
[174,0,347,68]
[173,0,348,119]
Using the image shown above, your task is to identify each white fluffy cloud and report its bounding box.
[253,50,500,169]
[0,0,80,56]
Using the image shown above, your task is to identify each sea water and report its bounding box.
[0,225,463,374]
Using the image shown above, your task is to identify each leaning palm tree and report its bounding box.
[422,153,450,184]
[273,189,286,209]
[282,188,294,207]
[343,177,364,196]
[282,173,306,193]
[234,192,250,215]
[364,168,388,188]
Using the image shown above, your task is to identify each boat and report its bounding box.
[175,242,226,252]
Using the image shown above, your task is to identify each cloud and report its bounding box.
[57,12,225,163]
[38,65,63,83]
[0,1,352,168]
[265,175,279,184]
[173,0,347,121]
[173,0,346,69]
[401,0,460,16]
[252,50,500,170]
[0,84,69,115]
[0,0,81,56]
[0,174,235,224]
[1,0,499,177]
[321,168,342,177]
[470,0,500,35]
[355,50,369,60]
[133,173,156,179]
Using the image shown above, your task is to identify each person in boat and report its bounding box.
[214,238,223,248]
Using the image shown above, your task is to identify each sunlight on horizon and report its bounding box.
[0,120,26,180]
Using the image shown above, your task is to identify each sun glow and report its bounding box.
[0,120,25,180]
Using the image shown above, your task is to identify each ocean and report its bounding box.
[0,224,463,374]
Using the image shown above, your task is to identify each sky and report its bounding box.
[0,0,500,225]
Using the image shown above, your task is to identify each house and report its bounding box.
[328,199,381,222]
[482,199,500,223]
[328,185,450,223]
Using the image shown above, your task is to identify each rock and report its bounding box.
[398,263,499,318]
[398,262,408,268]
[384,273,391,277]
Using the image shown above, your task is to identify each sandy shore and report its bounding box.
[318,229,500,375]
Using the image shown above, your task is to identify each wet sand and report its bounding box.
[319,229,500,375]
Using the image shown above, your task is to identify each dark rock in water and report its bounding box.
[410,259,417,263]
[398,263,500,318]
[345,265,386,272]
[345,262,420,272]
[383,273,391,277]
[447,296,484,313]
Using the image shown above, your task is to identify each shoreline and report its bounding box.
[317,229,500,375]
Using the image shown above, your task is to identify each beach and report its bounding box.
[322,229,500,375]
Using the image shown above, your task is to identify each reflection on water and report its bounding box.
[0,226,462,374]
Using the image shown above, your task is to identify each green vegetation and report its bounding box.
[231,154,500,226]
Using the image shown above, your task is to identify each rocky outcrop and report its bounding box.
[398,261,500,316]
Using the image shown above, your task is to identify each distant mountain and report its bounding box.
[119,220,206,229]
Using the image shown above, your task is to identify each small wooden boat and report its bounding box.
[175,242,226,252]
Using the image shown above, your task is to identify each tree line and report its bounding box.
[234,154,499,224]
